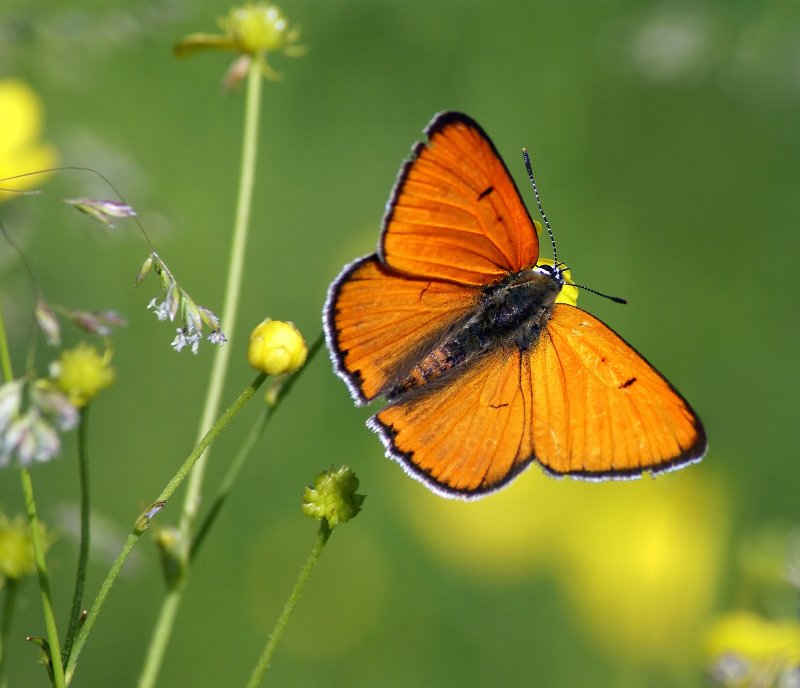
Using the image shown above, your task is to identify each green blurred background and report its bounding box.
[2,0,799,685]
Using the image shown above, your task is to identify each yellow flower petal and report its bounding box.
[0,79,57,200]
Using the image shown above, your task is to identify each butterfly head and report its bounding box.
[534,261,566,287]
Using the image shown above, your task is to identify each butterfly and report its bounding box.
[324,111,706,499]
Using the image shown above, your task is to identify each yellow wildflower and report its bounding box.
[51,343,115,407]
[0,79,57,201]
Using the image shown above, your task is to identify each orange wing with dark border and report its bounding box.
[367,304,706,497]
[380,111,540,284]
[326,111,540,404]
[526,304,706,478]
[370,346,533,498]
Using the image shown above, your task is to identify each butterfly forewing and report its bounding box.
[381,112,540,284]
[325,255,481,404]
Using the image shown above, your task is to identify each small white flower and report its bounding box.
[147,298,171,322]
[32,385,79,431]
[171,328,202,354]
[3,413,48,465]
[208,330,227,346]
[0,381,24,434]
[171,329,189,352]
[0,379,79,468]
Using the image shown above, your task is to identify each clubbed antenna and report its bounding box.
[522,148,557,265]
[522,149,626,306]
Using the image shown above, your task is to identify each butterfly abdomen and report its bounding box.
[386,268,561,399]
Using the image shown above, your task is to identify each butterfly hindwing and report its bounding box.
[370,347,534,498]
[527,304,706,477]
[367,303,706,496]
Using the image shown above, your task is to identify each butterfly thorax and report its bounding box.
[386,265,563,400]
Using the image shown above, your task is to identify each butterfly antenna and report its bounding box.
[523,150,625,305]
[522,148,557,265]
[572,282,627,304]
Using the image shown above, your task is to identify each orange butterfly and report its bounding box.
[324,111,706,498]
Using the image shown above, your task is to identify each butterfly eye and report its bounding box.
[534,263,565,285]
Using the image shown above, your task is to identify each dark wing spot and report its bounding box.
[418,281,432,300]
[477,186,494,201]
[489,402,510,409]
[619,377,637,389]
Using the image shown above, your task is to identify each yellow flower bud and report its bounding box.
[224,3,294,54]
[302,465,365,529]
[247,319,307,376]
[51,343,115,407]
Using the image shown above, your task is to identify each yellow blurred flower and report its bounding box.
[706,611,800,687]
[51,343,115,407]
[0,513,53,584]
[556,473,728,667]
[401,469,568,582]
[174,3,305,82]
[221,3,301,56]
[0,79,57,201]
[405,468,729,668]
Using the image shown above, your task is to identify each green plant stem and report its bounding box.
[0,306,11,383]
[180,52,263,543]
[64,372,266,684]
[245,522,332,688]
[0,285,13,688]
[62,407,91,663]
[20,469,66,688]
[135,591,180,688]
[0,580,18,688]
[138,57,264,688]
[190,333,324,562]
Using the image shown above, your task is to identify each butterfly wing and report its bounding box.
[326,111,539,405]
[527,304,707,477]
[324,255,481,404]
[381,111,540,284]
[368,303,706,497]
[370,347,534,497]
